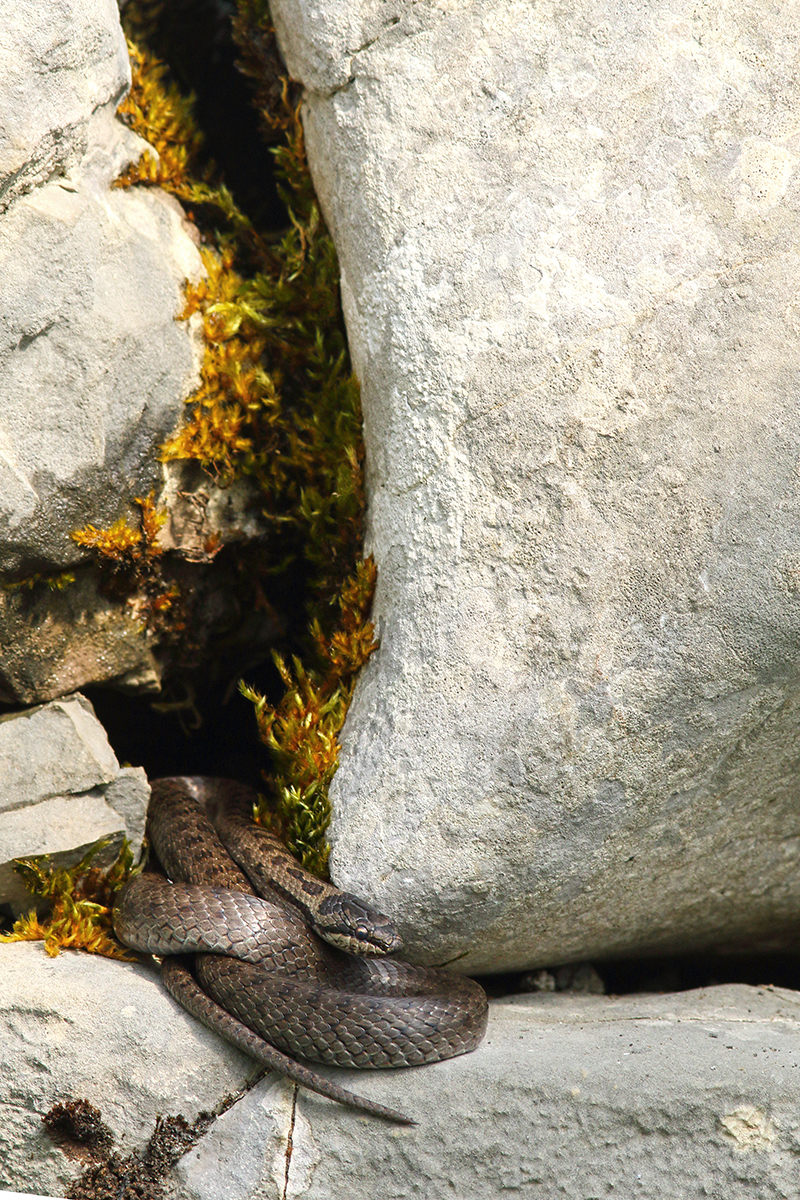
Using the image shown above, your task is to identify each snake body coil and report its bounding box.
[113,777,488,1123]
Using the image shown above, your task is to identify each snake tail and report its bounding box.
[161,956,415,1125]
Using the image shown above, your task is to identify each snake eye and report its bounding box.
[316,893,403,954]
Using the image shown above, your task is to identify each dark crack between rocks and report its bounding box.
[282,1084,298,1200]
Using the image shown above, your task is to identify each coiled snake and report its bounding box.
[113,777,488,1123]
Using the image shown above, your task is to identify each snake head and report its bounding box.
[314,893,403,956]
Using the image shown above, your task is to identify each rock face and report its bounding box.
[270,0,800,972]
[0,571,163,704]
[0,0,209,701]
[0,1,204,578]
[0,943,256,1197]
[4,953,799,1200]
[0,693,148,918]
[0,0,128,212]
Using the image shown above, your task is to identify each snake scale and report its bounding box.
[113,776,488,1123]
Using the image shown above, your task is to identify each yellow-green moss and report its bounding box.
[1,570,76,593]
[0,839,139,960]
[241,557,378,875]
[63,6,377,878]
[71,493,186,636]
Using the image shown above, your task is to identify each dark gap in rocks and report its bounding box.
[480,951,800,999]
[83,679,267,790]
[130,0,288,232]
[80,535,313,786]
[77,3,315,789]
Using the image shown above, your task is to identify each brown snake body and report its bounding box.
[113,777,488,1123]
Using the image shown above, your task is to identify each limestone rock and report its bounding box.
[0,694,149,918]
[0,0,210,702]
[5,948,799,1200]
[0,1192,67,1200]
[0,100,203,577]
[0,943,256,1197]
[0,0,275,706]
[175,983,800,1200]
[0,0,129,212]
[271,0,800,971]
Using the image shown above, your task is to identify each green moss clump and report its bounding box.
[0,839,139,960]
[1,571,76,593]
[70,493,187,637]
[241,557,378,875]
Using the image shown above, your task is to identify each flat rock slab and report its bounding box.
[0,943,257,1197]
[175,983,800,1199]
[271,0,800,972]
[5,947,800,1200]
[0,694,148,916]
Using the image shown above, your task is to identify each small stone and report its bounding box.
[0,694,118,810]
[0,694,148,917]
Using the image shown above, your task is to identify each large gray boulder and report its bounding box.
[4,949,799,1200]
[270,0,800,972]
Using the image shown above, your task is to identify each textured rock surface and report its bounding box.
[0,943,256,1197]
[0,1192,67,1200]
[271,0,800,972]
[0,99,203,576]
[0,568,162,704]
[4,933,800,1200]
[0,694,148,917]
[0,0,129,212]
[0,0,210,701]
[175,983,800,1200]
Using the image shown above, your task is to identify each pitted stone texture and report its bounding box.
[104,766,150,855]
[271,0,800,972]
[0,0,129,211]
[173,983,800,1200]
[0,100,203,576]
[0,694,149,917]
[0,0,207,700]
[0,943,257,1197]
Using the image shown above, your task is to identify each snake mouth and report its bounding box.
[321,926,404,955]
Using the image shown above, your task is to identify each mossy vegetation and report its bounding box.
[1,570,76,593]
[242,558,378,875]
[66,0,377,879]
[0,839,139,959]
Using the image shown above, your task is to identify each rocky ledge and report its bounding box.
[2,943,799,1200]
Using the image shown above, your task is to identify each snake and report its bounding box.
[113,776,488,1124]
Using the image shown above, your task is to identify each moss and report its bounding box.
[0,839,139,960]
[73,5,377,877]
[1,570,76,593]
[241,557,378,875]
[71,494,187,638]
[71,493,166,573]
